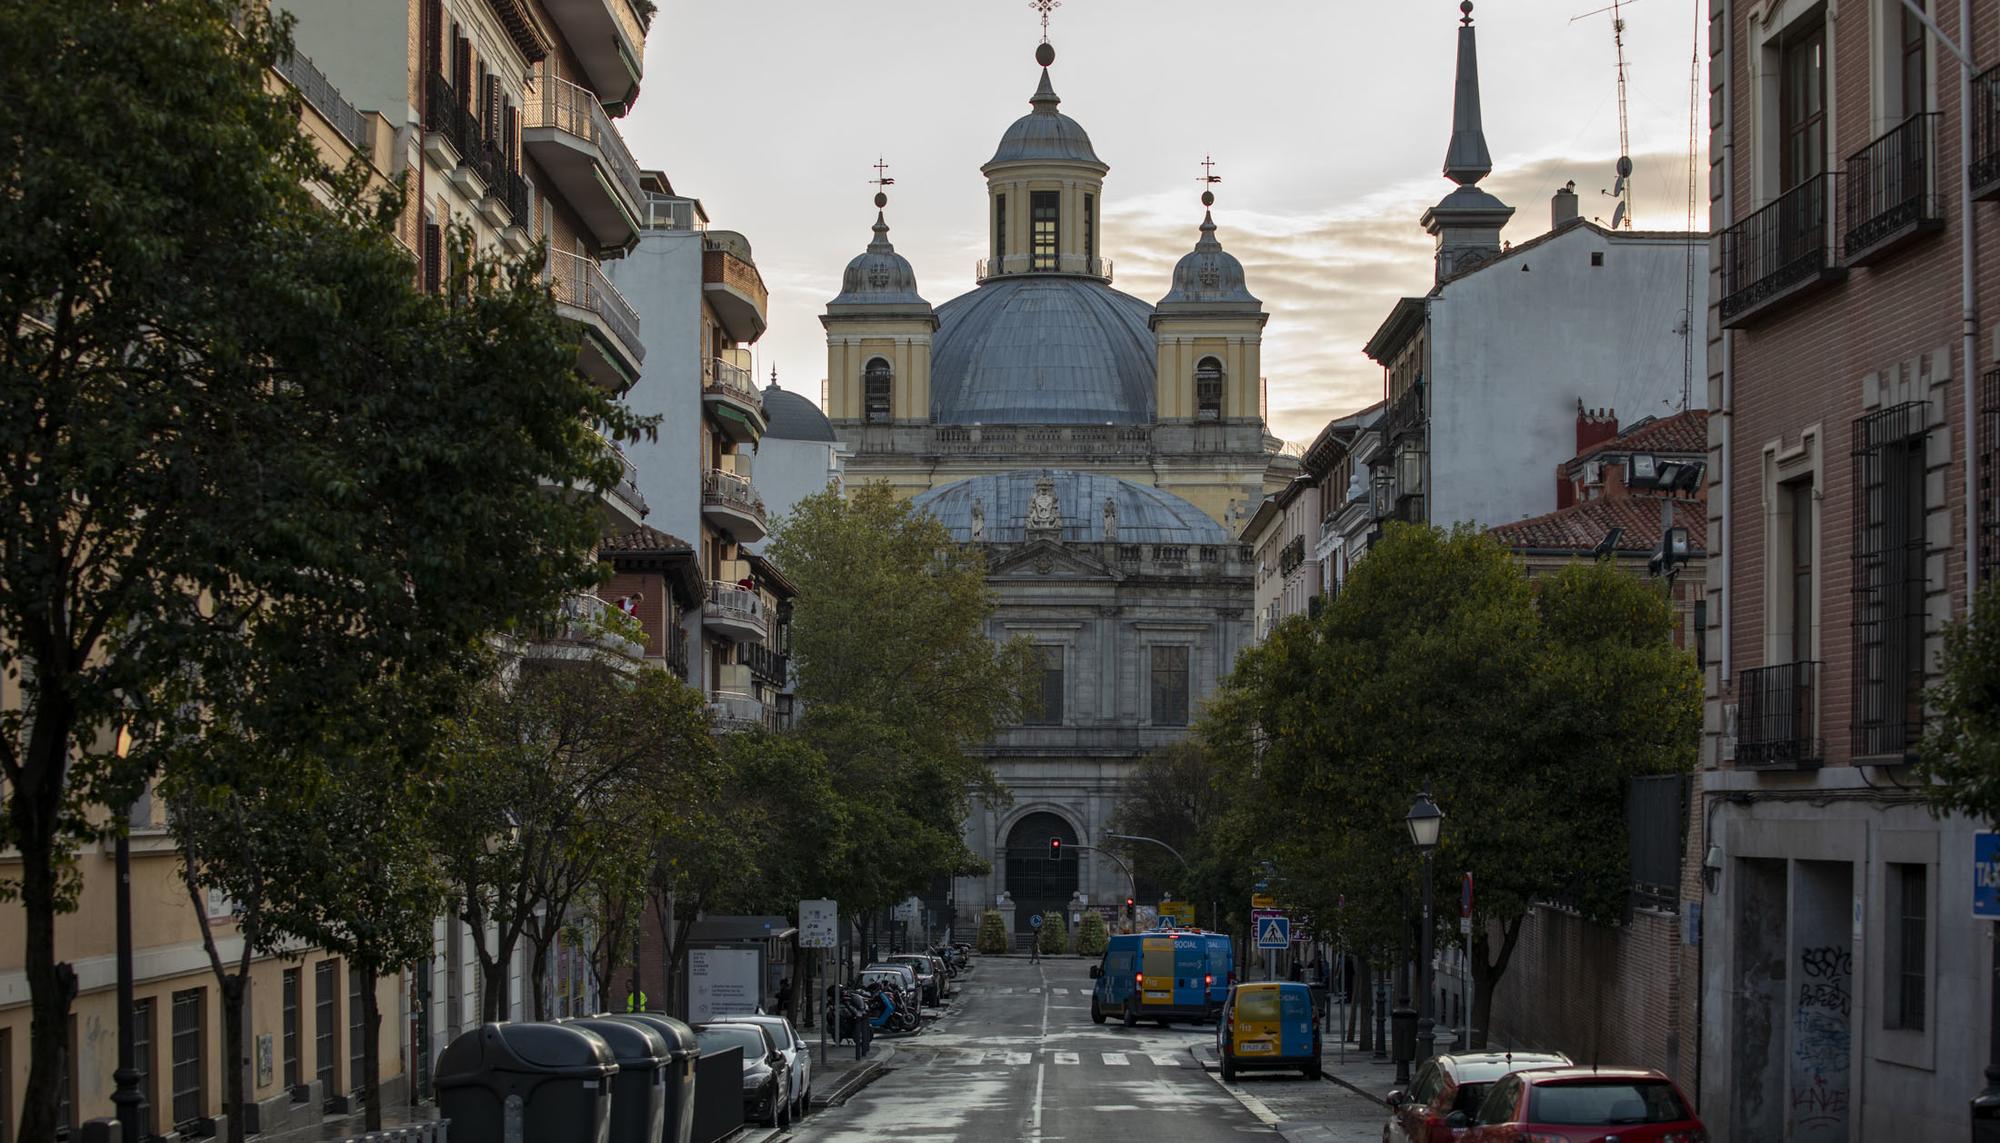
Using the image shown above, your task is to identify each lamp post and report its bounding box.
[110,724,151,1142]
[1406,787,1445,1069]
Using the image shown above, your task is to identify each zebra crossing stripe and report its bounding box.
[1147,1053,1184,1067]
[1052,1051,1080,1065]
[1102,1052,1130,1066]
[1005,1051,1033,1066]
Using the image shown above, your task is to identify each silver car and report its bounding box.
[712,1013,813,1120]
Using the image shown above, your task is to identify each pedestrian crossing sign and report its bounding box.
[1257,915,1290,950]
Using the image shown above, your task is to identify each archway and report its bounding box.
[1004,811,1079,943]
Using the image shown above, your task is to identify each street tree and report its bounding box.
[1915,584,2000,823]
[1107,740,1245,936]
[0,2,640,1133]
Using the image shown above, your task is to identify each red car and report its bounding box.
[1384,1051,1572,1142]
[1460,1066,1707,1143]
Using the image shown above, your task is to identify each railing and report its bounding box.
[1843,113,1941,257]
[1981,368,1999,585]
[526,74,644,207]
[708,691,772,732]
[1384,379,1425,442]
[1972,63,2000,199]
[546,249,645,363]
[702,238,769,313]
[1154,546,1187,565]
[705,581,764,627]
[975,253,1112,282]
[276,47,366,148]
[1736,661,1821,768]
[600,430,647,515]
[702,468,765,519]
[641,194,701,231]
[704,357,763,408]
[423,73,477,161]
[1720,173,1837,322]
[920,424,1155,456]
[499,165,529,224]
[744,642,789,683]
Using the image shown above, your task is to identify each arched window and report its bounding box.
[863,357,892,424]
[1196,356,1225,420]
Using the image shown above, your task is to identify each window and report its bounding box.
[1084,194,1096,262]
[349,967,367,1095]
[1590,250,1606,267]
[133,998,157,1134]
[1477,1075,1523,1125]
[283,968,302,1092]
[1030,191,1059,271]
[1780,19,1828,188]
[171,987,205,1130]
[316,960,338,1100]
[1852,403,1930,757]
[1886,862,1928,1030]
[1196,357,1224,421]
[1787,480,1815,663]
[1900,4,1928,119]
[1026,645,1064,725]
[1150,645,1190,727]
[863,357,892,425]
[994,194,1006,264]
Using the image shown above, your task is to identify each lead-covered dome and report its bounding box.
[985,68,1106,170]
[930,276,1157,424]
[1159,211,1259,307]
[913,470,1232,545]
[830,213,926,306]
[761,380,836,442]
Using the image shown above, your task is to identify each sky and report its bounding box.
[620,0,1710,445]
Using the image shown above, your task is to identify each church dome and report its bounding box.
[912,469,1232,545]
[1159,211,1259,306]
[761,379,836,442]
[985,68,1106,170]
[930,276,1157,424]
[830,212,926,306]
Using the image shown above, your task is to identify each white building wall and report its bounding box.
[605,230,705,550]
[1428,227,1709,528]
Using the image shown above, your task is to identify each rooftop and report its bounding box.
[1487,496,1706,558]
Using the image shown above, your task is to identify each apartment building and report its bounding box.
[1701,1,1997,1138]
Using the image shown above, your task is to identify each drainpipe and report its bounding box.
[1959,0,1979,602]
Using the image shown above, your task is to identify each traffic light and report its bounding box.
[1125,896,1135,908]
[1049,837,1062,860]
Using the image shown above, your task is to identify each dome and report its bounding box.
[985,69,1106,170]
[912,470,1232,545]
[761,381,835,442]
[829,213,926,306]
[1159,211,1259,307]
[931,276,1157,424]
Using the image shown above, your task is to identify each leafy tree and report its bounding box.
[975,909,1009,955]
[1915,583,2000,823]
[1076,910,1109,956]
[1108,740,1243,936]
[1037,911,1069,955]
[0,2,639,1133]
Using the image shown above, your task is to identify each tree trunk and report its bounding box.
[1356,957,1374,1052]
[360,965,383,1131]
[14,706,77,1143]
[529,937,551,1022]
[480,954,511,1023]
[218,974,249,1143]
[1469,915,1524,1050]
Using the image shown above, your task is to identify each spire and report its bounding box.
[1443,0,1493,186]
[1031,66,1061,112]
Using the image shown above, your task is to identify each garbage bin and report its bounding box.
[567,1017,670,1143]
[434,1021,616,1143]
[607,1013,701,1143]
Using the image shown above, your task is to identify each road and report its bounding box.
[793,955,1385,1143]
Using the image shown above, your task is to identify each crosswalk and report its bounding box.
[928,1045,1188,1069]
[968,986,1086,995]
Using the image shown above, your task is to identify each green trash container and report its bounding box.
[607,1013,700,1143]
[566,1017,670,1143]
[434,1021,616,1143]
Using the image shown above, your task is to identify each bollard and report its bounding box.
[79,1119,122,1143]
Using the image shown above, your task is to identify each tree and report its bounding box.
[1076,910,1109,956]
[1107,741,1243,935]
[0,2,639,1134]
[975,910,1010,955]
[1915,583,2000,823]
[1037,911,1069,955]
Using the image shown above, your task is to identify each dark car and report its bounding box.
[711,1012,812,1121]
[694,1021,791,1128]
[1385,1050,1572,1141]
[886,954,943,1005]
[1461,1066,1707,1143]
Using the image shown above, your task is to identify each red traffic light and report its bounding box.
[1049,837,1062,859]
[1125,896,1135,907]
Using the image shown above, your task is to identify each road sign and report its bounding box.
[1461,872,1475,919]
[1159,900,1196,926]
[1976,832,2000,919]
[1256,915,1291,950]
[1030,912,1045,930]
[1251,893,1277,910]
[799,900,838,950]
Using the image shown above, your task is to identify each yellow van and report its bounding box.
[1215,981,1320,1081]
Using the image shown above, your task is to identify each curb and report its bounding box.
[1318,1067,1387,1107]
[813,1042,898,1109]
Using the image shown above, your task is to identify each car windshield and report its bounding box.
[698,1026,768,1058]
[1529,1080,1690,1125]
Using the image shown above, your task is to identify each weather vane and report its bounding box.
[1031,0,1060,42]
[871,156,893,208]
[1198,155,1221,207]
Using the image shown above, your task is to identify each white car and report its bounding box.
[712,1012,813,1119]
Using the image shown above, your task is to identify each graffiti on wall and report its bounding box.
[1791,944,1852,1139]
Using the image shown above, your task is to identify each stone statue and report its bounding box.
[970,496,985,542]
[1102,496,1119,542]
[1026,476,1061,531]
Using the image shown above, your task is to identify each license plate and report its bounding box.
[1239,1041,1272,1053]
[1146,991,1170,1001]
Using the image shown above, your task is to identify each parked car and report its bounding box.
[1215,981,1320,1080]
[1460,1065,1707,1143]
[863,962,920,999]
[693,1021,791,1128]
[712,1012,812,1120]
[1385,1051,1572,1141]
[886,954,943,1005]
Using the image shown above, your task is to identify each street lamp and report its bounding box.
[1406,788,1444,1068]
[111,723,152,1142]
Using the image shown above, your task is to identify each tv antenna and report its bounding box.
[1572,0,1637,228]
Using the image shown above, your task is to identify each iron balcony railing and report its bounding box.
[598,429,647,516]
[546,248,644,364]
[744,642,789,683]
[1384,379,1424,442]
[499,165,529,224]
[1843,113,1943,258]
[975,253,1113,282]
[1980,367,1999,584]
[1720,173,1838,322]
[702,468,766,521]
[423,73,475,159]
[276,47,367,149]
[705,581,764,627]
[707,691,772,733]
[1973,63,2000,200]
[704,357,763,409]
[527,75,644,209]
[1736,661,1822,768]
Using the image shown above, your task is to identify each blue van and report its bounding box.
[1090,930,1233,1026]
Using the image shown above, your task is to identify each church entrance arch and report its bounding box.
[1003,811,1079,944]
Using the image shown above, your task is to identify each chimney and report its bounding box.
[1552,181,1580,230]
[1576,400,1619,454]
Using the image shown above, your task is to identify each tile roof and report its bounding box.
[1575,409,1708,462]
[602,525,695,555]
[1488,496,1707,557]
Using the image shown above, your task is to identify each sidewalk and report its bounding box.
[1195,1025,1469,1143]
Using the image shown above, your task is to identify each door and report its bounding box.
[1139,938,1176,1008]
[1172,939,1206,1009]
[1229,986,1282,1059]
[1278,986,1315,1057]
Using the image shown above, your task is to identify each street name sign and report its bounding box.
[799,900,838,949]
[1256,915,1291,950]
[1976,832,2000,919]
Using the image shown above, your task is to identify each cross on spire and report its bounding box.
[1030,0,1060,42]
[1198,155,1221,208]
[871,156,894,189]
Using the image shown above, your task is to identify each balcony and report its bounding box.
[1719,174,1846,328]
[641,193,703,232]
[1736,661,1822,769]
[703,356,767,443]
[523,75,644,253]
[547,248,645,389]
[422,73,477,176]
[708,691,773,734]
[702,468,767,543]
[744,643,789,685]
[703,580,767,645]
[702,232,768,342]
[541,0,647,115]
[527,592,644,662]
[1384,379,1424,444]
[1843,113,1944,267]
[1973,64,2000,202]
[602,430,648,522]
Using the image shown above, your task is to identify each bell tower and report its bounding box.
[1151,174,1266,425]
[822,173,937,426]
[979,38,1111,282]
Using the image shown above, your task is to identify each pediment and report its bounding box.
[986,539,1122,581]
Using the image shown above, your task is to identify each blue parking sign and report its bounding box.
[1976,832,2000,920]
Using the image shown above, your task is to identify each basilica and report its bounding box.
[819,37,1291,941]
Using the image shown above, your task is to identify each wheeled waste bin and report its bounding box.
[566,1017,670,1143]
[606,1013,701,1143]
[434,1021,616,1143]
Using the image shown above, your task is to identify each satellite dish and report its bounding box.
[1611,201,1628,229]
[1612,175,1626,196]
[1617,155,1634,178]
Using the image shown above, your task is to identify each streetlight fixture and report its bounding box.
[111,724,151,1142]
[1406,787,1444,1067]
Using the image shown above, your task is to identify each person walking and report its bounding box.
[1029,917,1042,964]
[774,976,793,1018]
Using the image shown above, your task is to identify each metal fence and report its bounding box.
[276,47,367,149]
[1843,112,1941,255]
[1626,774,1686,911]
[1720,173,1836,321]
[1851,401,1933,759]
[1737,660,1822,768]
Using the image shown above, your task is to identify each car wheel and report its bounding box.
[1302,1059,1321,1080]
[1157,1019,1172,1028]
[1220,1057,1237,1082]
[1090,1000,1106,1025]
[1121,1001,1138,1028]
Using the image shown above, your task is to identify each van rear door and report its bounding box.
[1138,937,1176,1007]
